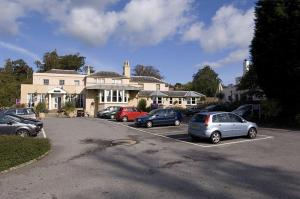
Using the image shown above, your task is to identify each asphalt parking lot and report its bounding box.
[0,117,299,199]
[105,118,274,148]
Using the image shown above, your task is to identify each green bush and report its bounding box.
[261,99,282,121]
[137,99,147,112]
[295,114,300,126]
[35,102,47,113]
[63,101,76,116]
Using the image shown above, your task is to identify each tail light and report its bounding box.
[204,115,210,126]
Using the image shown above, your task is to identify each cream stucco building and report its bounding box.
[21,61,205,116]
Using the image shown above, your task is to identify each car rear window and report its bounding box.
[192,114,208,123]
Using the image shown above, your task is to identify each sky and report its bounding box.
[0,0,256,85]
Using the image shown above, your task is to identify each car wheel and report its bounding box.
[210,131,221,144]
[122,116,128,122]
[248,127,257,139]
[146,121,153,128]
[174,120,181,126]
[16,129,29,137]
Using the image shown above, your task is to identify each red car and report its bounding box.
[116,107,148,122]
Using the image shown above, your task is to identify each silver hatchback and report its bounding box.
[188,112,257,144]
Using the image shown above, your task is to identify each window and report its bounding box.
[16,109,26,115]
[178,98,182,105]
[59,80,65,86]
[43,79,49,85]
[97,78,105,84]
[187,97,196,105]
[212,114,230,123]
[74,80,80,86]
[112,90,117,102]
[27,93,35,107]
[228,113,243,123]
[38,94,45,103]
[156,84,160,91]
[118,90,123,102]
[106,90,111,102]
[75,94,85,108]
[124,91,128,102]
[166,109,175,116]
[100,90,104,102]
[112,79,121,84]
[169,98,173,105]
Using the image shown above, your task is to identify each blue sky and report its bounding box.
[0,0,256,85]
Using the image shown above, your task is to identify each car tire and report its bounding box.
[146,121,153,128]
[210,131,221,144]
[16,129,29,137]
[174,120,181,126]
[122,116,128,122]
[248,127,257,139]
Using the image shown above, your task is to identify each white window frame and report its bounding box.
[74,80,80,86]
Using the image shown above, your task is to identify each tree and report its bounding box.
[251,0,300,114]
[0,59,33,107]
[36,50,86,72]
[137,99,147,112]
[192,66,221,97]
[132,65,164,79]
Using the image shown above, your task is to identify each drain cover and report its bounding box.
[111,139,137,146]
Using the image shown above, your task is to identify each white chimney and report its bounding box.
[123,60,130,78]
[87,65,91,76]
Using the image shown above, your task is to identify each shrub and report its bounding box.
[137,99,147,112]
[295,114,300,127]
[63,101,76,116]
[35,102,47,113]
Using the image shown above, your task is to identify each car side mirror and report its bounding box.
[7,121,14,125]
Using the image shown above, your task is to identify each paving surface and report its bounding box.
[0,118,300,199]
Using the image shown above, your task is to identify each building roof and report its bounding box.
[89,71,125,78]
[138,90,205,98]
[130,76,164,83]
[44,69,79,74]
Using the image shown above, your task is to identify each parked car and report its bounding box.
[185,107,203,116]
[200,104,229,112]
[135,108,183,128]
[5,113,43,132]
[232,104,254,118]
[0,113,40,137]
[97,106,120,118]
[116,107,148,122]
[4,108,37,119]
[102,107,121,119]
[188,112,257,144]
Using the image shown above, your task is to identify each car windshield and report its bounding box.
[205,105,216,110]
[5,115,22,122]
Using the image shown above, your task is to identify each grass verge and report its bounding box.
[0,136,50,172]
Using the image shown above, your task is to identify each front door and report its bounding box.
[54,97,62,109]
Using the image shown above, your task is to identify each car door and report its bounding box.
[0,117,15,135]
[213,113,232,138]
[228,113,248,136]
[165,109,176,125]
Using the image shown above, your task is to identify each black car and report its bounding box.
[135,108,183,128]
[185,107,203,116]
[232,104,254,118]
[200,104,229,112]
[102,107,121,119]
[5,113,43,132]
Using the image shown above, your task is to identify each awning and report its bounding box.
[86,84,141,91]
[48,87,67,94]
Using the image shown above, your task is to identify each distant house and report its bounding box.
[20,61,205,116]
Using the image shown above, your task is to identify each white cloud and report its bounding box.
[0,0,192,46]
[183,5,254,52]
[119,0,192,46]
[0,41,40,60]
[201,48,248,68]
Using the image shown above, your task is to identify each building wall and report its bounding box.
[33,73,85,86]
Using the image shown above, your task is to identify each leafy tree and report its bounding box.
[137,99,147,112]
[192,66,221,97]
[0,59,33,107]
[36,50,86,72]
[132,65,164,79]
[251,0,300,114]
[82,65,96,74]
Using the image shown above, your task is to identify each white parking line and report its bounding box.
[41,128,47,138]
[97,118,274,148]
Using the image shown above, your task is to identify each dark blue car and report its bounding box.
[135,108,183,128]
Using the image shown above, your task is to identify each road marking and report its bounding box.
[41,128,47,138]
[96,118,274,148]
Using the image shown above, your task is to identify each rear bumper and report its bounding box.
[188,128,211,138]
